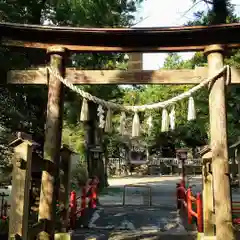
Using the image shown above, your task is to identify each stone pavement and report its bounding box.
[98,176,182,207]
[71,206,196,240]
[71,175,240,239]
[72,176,197,239]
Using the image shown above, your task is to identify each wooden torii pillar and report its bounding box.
[205,45,235,239]
[5,45,240,240]
[58,145,73,232]
[1,22,240,240]
[38,46,66,240]
[7,54,240,238]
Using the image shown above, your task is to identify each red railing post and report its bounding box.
[70,191,77,229]
[69,176,100,226]
[89,176,98,209]
[176,181,185,208]
[177,186,203,232]
[90,185,97,208]
[187,189,192,224]
[197,192,203,232]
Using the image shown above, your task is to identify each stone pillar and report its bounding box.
[8,133,34,240]
[202,157,215,236]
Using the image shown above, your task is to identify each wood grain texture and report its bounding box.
[3,39,240,52]
[206,44,235,240]
[6,67,240,85]
[59,147,72,231]
[38,48,65,239]
[0,22,240,52]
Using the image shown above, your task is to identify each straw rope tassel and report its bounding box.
[48,65,228,113]
[187,96,196,121]
[105,109,112,133]
[132,112,140,137]
[119,112,126,135]
[169,106,176,130]
[161,108,169,132]
[80,98,89,121]
[97,105,105,128]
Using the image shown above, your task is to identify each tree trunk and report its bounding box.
[212,0,228,24]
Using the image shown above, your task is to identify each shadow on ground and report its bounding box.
[72,176,199,239]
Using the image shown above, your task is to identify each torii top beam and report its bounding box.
[0,22,240,52]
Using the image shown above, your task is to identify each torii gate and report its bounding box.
[1,22,240,240]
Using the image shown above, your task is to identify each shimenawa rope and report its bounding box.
[46,65,230,112]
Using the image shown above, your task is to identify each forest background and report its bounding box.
[0,0,239,185]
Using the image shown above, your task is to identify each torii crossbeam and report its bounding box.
[0,22,240,52]
[6,66,240,85]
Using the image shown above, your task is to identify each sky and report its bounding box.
[134,0,240,70]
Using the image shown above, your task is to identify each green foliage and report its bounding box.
[0,127,13,183]
[129,53,210,148]
[162,53,193,70]
[0,0,142,157]
[71,162,89,188]
[190,0,239,25]
[118,2,240,148]
[61,122,84,154]
[0,0,239,175]
[50,0,143,27]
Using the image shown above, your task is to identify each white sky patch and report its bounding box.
[134,0,240,70]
